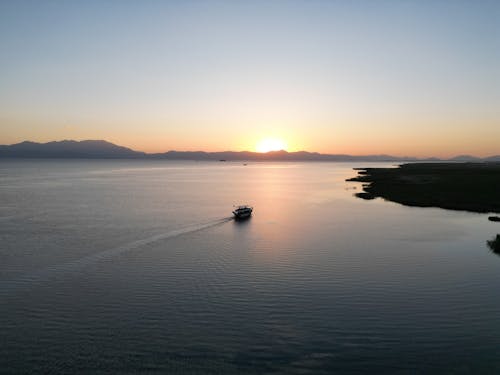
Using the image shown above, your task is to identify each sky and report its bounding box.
[0,0,499,157]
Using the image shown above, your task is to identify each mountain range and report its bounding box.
[1,140,499,162]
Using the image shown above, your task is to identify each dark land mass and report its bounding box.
[487,234,500,255]
[2,140,500,162]
[347,163,500,213]
[0,140,419,161]
[0,140,145,159]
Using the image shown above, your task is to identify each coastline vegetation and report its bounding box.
[347,163,500,213]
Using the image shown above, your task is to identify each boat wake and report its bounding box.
[1,217,233,296]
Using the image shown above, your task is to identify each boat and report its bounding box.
[232,205,253,220]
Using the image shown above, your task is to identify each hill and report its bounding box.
[0,140,418,161]
[0,140,145,158]
[0,139,498,162]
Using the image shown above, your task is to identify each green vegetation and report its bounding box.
[347,163,500,213]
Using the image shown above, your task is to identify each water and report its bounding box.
[1,160,500,374]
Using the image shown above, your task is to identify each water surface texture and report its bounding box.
[1,160,500,374]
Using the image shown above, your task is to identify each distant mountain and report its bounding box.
[0,140,145,158]
[150,150,420,162]
[0,140,498,162]
[449,155,481,162]
[484,155,500,162]
[0,140,414,161]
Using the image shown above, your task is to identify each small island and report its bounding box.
[488,234,500,254]
[347,163,500,213]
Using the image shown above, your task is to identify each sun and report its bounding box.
[255,138,288,153]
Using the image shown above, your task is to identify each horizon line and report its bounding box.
[1,139,499,161]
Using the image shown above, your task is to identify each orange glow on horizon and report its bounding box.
[255,138,288,153]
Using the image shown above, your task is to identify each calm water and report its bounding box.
[1,160,500,374]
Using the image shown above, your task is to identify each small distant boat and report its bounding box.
[489,216,500,222]
[232,205,253,220]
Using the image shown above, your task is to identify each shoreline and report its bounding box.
[347,162,500,214]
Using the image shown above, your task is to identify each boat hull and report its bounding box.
[232,207,253,220]
[233,211,252,220]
